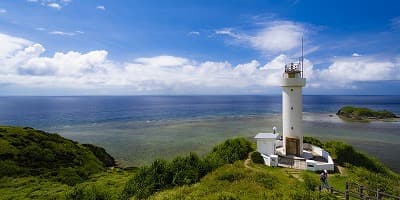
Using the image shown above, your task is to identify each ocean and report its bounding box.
[0,95,399,171]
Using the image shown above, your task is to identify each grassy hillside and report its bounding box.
[0,126,399,200]
[0,126,114,185]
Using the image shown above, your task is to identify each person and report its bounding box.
[272,126,277,134]
[320,169,330,190]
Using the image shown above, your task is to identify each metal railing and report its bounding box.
[319,182,400,200]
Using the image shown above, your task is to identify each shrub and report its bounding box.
[301,171,319,191]
[122,159,172,199]
[217,170,245,182]
[170,153,206,185]
[207,138,253,165]
[0,160,26,177]
[122,138,254,200]
[67,184,112,200]
[324,141,389,175]
[303,136,324,148]
[250,151,264,164]
[255,173,277,189]
[57,167,85,186]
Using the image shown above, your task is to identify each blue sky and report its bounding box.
[0,0,399,95]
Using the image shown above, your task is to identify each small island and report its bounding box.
[337,106,398,121]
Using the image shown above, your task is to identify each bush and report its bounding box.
[67,184,112,200]
[57,167,85,186]
[217,170,245,182]
[170,153,207,185]
[303,136,324,148]
[255,173,277,189]
[207,138,253,166]
[250,151,264,164]
[122,138,254,200]
[0,160,26,177]
[324,141,389,175]
[122,159,172,199]
[301,171,319,191]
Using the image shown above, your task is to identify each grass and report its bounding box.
[0,168,135,200]
[0,126,399,200]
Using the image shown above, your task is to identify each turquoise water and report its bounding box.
[0,95,399,171]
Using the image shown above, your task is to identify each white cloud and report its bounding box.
[28,0,71,9]
[49,30,83,36]
[0,33,33,58]
[0,9,7,14]
[316,56,399,87]
[35,27,46,31]
[134,55,189,67]
[250,21,305,53]
[188,31,200,36]
[352,53,362,57]
[47,3,61,10]
[96,5,105,11]
[216,21,306,54]
[0,32,398,94]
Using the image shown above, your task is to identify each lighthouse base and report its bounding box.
[285,137,301,156]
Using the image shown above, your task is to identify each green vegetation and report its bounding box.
[149,162,338,200]
[337,106,397,121]
[250,151,264,164]
[121,138,254,199]
[0,126,115,185]
[305,136,393,176]
[0,126,399,199]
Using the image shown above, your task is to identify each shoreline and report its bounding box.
[34,112,400,172]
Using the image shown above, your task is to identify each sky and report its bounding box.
[0,0,400,95]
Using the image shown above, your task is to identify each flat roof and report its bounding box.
[254,132,279,139]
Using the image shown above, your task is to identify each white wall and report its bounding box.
[280,77,306,155]
[257,139,275,156]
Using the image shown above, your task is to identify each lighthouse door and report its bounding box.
[286,137,300,156]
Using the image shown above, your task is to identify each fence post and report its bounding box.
[359,185,364,199]
[376,188,380,200]
[345,182,349,200]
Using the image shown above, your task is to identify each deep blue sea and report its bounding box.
[1,95,399,129]
[1,95,399,171]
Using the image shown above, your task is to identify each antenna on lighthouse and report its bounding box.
[301,37,304,78]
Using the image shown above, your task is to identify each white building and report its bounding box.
[254,53,334,172]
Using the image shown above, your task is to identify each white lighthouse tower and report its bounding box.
[280,47,306,157]
[254,40,334,171]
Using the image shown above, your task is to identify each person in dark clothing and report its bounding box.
[320,169,330,190]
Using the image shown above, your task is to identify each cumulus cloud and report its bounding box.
[316,56,400,87]
[0,32,399,94]
[216,21,306,54]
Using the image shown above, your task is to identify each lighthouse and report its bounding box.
[280,58,306,156]
[254,40,334,171]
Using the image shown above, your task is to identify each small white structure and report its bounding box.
[254,133,278,155]
[254,132,279,167]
